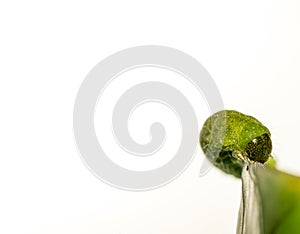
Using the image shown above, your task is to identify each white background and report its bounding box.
[1,1,300,233]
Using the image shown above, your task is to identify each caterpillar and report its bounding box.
[199,110,272,178]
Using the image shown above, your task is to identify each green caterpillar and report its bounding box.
[199,110,272,178]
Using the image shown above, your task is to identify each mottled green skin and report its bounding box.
[200,110,272,178]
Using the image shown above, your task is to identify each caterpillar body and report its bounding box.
[200,110,272,177]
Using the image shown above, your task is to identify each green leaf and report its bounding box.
[237,163,300,234]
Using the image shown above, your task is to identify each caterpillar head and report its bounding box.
[244,133,272,163]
